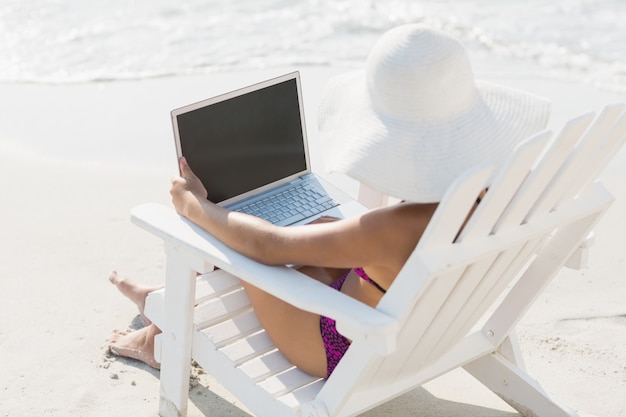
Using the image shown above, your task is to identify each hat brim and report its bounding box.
[318,70,551,202]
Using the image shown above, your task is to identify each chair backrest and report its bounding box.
[315,104,626,416]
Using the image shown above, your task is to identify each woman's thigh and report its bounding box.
[240,280,327,378]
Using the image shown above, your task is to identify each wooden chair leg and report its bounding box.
[464,352,579,417]
[158,245,197,417]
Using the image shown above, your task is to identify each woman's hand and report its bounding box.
[170,156,208,219]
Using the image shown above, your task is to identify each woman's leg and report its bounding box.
[108,324,162,369]
[239,280,328,378]
[109,270,163,325]
[238,266,350,378]
[108,271,163,368]
[107,268,348,377]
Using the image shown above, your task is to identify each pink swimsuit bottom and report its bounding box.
[319,268,386,378]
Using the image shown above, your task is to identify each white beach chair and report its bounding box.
[132,104,626,417]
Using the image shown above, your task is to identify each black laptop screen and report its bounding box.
[176,78,307,203]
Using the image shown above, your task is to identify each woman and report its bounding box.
[109,24,550,378]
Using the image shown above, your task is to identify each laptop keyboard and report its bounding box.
[234,182,338,225]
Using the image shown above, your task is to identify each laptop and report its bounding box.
[171,71,365,226]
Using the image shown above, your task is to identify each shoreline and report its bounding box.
[2,66,625,171]
[1,67,625,416]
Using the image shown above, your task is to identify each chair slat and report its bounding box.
[237,350,295,381]
[417,164,494,248]
[558,106,626,207]
[195,269,242,304]
[194,288,252,329]
[526,107,621,220]
[498,112,595,227]
[218,331,276,365]
[258,367,321,398]
[459,130,552,240]
[201,310,262,347]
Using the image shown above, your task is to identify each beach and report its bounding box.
[0,66,625,416]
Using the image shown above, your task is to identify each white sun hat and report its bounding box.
[319,24,551,203]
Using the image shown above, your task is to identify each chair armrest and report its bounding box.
[131,203,398,355]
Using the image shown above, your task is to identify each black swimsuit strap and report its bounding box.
[368,277,387,294]
[354,267,387,294]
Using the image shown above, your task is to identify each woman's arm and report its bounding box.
[170,157,428,272]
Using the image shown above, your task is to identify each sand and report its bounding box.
[0,67,624,416]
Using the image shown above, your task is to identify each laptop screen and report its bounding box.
[173,74,308,204]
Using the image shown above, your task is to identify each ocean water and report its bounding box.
[2,0,626,93]
[0,0,626,92]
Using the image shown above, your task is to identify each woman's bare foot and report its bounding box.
[108,324,162,369]
[109,270,163,325]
